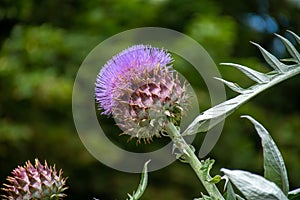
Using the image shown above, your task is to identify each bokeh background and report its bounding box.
[1,0,300,199]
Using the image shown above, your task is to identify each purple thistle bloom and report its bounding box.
[95,45,189,142]
[95,45,172,115]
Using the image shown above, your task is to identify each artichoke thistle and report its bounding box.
[95,45,189,142]
[2,159,67,200]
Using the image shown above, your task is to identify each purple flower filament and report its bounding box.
[95,45,188,141]
[95,45,172,115]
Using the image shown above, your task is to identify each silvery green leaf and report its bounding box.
[221,169,288,200]
[182,32,300,136]
[251,41,287,73]
[194,194,213,200]
[241,115,289,195]
[182,94,247,135]
[281,58,298,63]
[224,181,237,200]
[127,160,150,200]
[236,195,246,200]
[288,188,300,200]
[214,77,247,94]
[275,33,300,63]
[220,63,271,84]
[287,30,300,45]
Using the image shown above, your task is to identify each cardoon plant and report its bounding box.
[94,31,300,200]
[3,30,300,200]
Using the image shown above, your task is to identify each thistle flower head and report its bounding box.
[95,45,189,142]
[2,159,68,200]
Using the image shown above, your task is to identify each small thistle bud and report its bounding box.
[95,45,189,142]
[2,159,68,200]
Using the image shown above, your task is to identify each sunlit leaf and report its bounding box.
[224,181,237,200]
[250,41,286,73]
[241,115,289,195]
[280,58,298,63]
[214,77,247,94]
[194,194,213,200]
[288,188,300,200]
[288,30,300,45]
[220,62,271,83]
[221,169,288,200]
[182,31,300,136]
[275,33,300,63]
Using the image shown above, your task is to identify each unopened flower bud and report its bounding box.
[2,159,68,200]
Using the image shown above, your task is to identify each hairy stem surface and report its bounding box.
[166,122,224,200]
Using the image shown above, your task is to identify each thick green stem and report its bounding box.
[166,122,224,200]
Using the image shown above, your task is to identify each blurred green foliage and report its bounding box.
[0,0,300,199]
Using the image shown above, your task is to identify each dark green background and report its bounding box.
[1,0,300,199]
